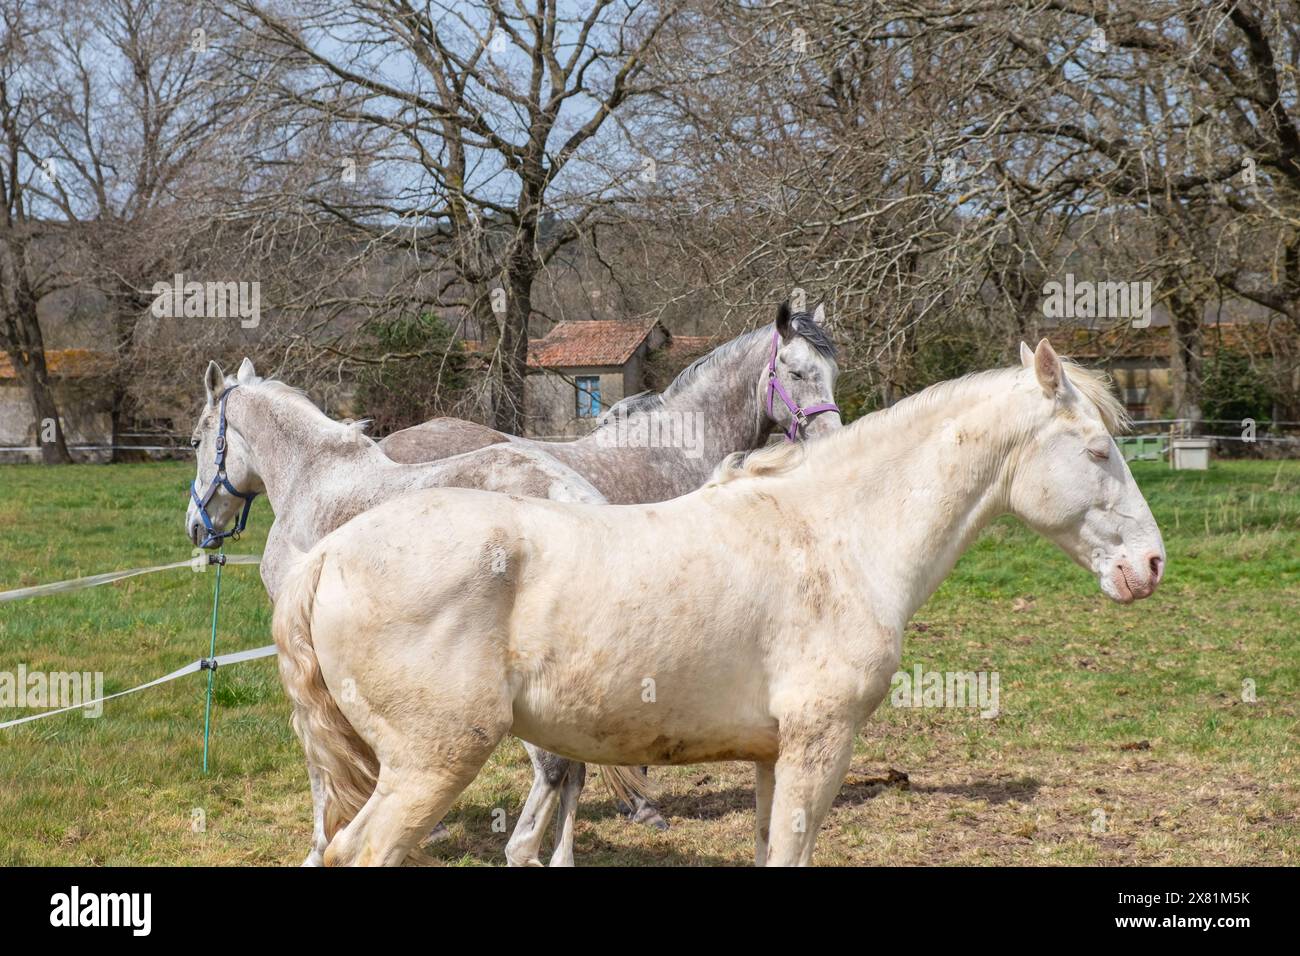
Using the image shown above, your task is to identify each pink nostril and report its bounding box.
[1149,554,1164,585]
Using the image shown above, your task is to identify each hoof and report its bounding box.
[630,805,669,832]
[420,822,451,846]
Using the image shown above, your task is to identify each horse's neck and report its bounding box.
[232,387,381,523]
[659,336,770,460]
[572,336,768,492]
[809,385,1023,632]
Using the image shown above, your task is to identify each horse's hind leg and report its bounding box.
[548,760,586,867]
[302,764,328,866]
[754,760,775,866]
[325,762,485,867]
[627,770,668,831]
[613,768,667,830]
[505,743,570,867]
[323,699,509,867]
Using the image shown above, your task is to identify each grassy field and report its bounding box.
[0,459,1296,866]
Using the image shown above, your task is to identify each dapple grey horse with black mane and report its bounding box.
[381,302,841,504]
[184,302,840,865]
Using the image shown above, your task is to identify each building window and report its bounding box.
[576,376,601,418]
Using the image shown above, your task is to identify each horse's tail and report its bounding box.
[272,547,378,842]
[599,764,655,808]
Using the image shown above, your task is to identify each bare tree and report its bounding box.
[226,0,683,433]
[31,0,245,457]
[0,0,73,462]
[606,1,1036,410]
[854,0,1300,419]
[625,1,1300,420]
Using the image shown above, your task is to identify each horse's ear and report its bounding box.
[776,300,794,341]
[1019,341,1034,369]
[1033,338,1064,396]
[813,302,829,330]
[237,357,257,383]
[204,361,224,406]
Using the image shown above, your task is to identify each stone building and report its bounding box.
[0,351,113,463]
[523,318,671,438]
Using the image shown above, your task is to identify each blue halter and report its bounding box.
[190,385,258,549]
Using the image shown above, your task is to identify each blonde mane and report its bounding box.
[709,359,1128,486]
[1061,360,1130,434]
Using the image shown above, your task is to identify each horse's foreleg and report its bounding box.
[548,760,586,866]
[754,760,775,866]
[764,721,855,867]
[505,743,570,867]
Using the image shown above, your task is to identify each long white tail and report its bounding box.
[272,548,377,841]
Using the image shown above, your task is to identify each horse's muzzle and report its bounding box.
[1112,552,1164,602]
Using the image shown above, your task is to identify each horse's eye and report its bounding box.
[790,371,805,381]
[190,437,201,449]
[1087,442,1110,461]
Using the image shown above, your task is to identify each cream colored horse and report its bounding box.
[272,340,1165,866]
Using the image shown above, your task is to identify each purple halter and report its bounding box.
[765,328,840,441]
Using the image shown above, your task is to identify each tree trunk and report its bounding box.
[107,301,142,463]
[490,196,540,434]
[1168,295,1204,430]
[6,348,72,463]
[108,382,133,463]
[492,266,534,435]
[1,275,73,463]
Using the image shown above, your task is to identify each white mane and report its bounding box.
[221,373,375,445]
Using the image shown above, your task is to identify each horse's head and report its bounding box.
[185,357,264,549]
[761,301,841,440]
[1007,339,1165,604]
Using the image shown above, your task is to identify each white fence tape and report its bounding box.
[1,555,274,730]
[0,555,261,603]
[0,644,278,730]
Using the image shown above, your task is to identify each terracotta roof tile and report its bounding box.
[526,319,659,369]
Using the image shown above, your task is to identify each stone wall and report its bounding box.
[525,365,628,438]
[0,381,113,463]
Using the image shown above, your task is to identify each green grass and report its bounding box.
[0,460,1296,865]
